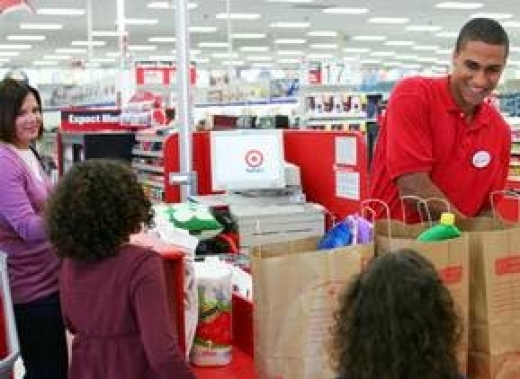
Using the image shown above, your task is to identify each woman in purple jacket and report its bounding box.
[0,78,68,378]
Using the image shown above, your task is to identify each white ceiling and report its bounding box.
[1,0,520,71]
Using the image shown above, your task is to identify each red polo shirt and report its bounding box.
[369,76,511,222]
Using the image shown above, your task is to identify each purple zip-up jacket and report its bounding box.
[0,144,60,304]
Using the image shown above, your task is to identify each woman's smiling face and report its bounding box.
[14,92,42,149]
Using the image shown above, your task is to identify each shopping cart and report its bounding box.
[0,253,19,379]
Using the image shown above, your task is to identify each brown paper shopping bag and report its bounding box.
[457,217,520,379]
[251,236,373,379]
[374,219,470,376]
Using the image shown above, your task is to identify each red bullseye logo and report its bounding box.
[245,149,264,168]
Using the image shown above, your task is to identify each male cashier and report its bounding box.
[369,17,511,223]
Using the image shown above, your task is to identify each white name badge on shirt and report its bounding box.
[472,150,491,168]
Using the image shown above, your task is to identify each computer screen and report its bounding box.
[210,129,286,192]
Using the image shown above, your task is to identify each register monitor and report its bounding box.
[210,129,286,192]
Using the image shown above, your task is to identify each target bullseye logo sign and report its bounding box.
[245,149,264,168]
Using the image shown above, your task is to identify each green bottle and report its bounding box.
[417,212,462,242]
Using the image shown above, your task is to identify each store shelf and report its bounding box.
[138,179,165,189]
[132,149,163,158]
[131,163,164,174]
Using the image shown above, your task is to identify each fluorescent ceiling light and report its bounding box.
[352,35,387,41]
[222,60,245,66]
[33,61,58,66]
[240,46,269,52]
[198,42,229,48]
[406,25,442,32]
[416,57,437,63]
[90,58,116,63]
[212,52,239,58]
[105,52,120,57]
[0,58,11,62]
[120,19,158,25]
[276,50,303,55]
[436,49,452,54]
[194,58,210,63]
[361,59,381,64]
[413,45,440,51]
[0,52,20,56]
[149,55,175,60]
[71,41,106,47]
[128,45,158,51]
[0,44,31,50]
[148,37,176,43]
[323,7,368,14]
[91,31,124,37]
[307,30,337,37]
[385,40,415,46]
[231,33,266,39]
[43,55,71,60]
[368,18,409,24]
[266,0,314,2]
[511,47,520,52]
[7,35,46,41]
[270,22,310,28]
[20,23,63,30]
[309,43,338,49]
[435,2,483,9]
[37,8,85,15]
[344,47,370,53]
[470,13,513,20]
[395,54,418,60]
[251,62,274,68]
[503,21,520,28]
[382,61,402,67]
[215,13,260,20]
[435,31,457,38]
[402,63,422,69]
[246,56,272,61]
[56,48,87,54]
[147,2,198,9]
[308,53,333,59]
[274,38,306,44]
[370,51,395,56]
[190,26,218,33]
[278,58,300,63]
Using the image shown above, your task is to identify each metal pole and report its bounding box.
[172,0,196,200]
[116,0,126,70]
[86,0,93,66]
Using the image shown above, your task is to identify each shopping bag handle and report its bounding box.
[490,190,520,223]
[361,198,391,238]
[0,252,19,374]
[400,195,451,225]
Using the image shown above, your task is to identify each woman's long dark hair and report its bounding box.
[331,249,462,379]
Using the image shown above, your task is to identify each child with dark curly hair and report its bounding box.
[331,249,463,379]
[46,159,194,379]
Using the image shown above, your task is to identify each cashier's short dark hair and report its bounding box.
[455,17,509,57]
[0,78,44,143]
[330,249,462,379]
[47,159,153,262]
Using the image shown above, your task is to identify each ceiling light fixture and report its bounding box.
[148,37,176,43]
[231,33,267,39]
[352,35,387,41]
[37,8,85,15]
[323,7,368,14]
[368,17,409,24]
[215,13,261,20]
[435,2,483,9]
[470,12,513,20]
[20,23,63,30]
[269,22,310,28]
[406,25,442,32]
[307,30,338,37]
[274,38,306,44]
[7,35,46,41]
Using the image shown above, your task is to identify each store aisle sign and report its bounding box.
[61,109,122,132]
[135,61,197,86]
[0,0,34,14]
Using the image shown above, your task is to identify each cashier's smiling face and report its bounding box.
[450,40,507,116]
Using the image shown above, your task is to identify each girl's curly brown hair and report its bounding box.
[47,159,153,262]
[330,249,462,379]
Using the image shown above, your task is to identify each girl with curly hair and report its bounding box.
[46,159,194,379]
[331,249,463,379]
